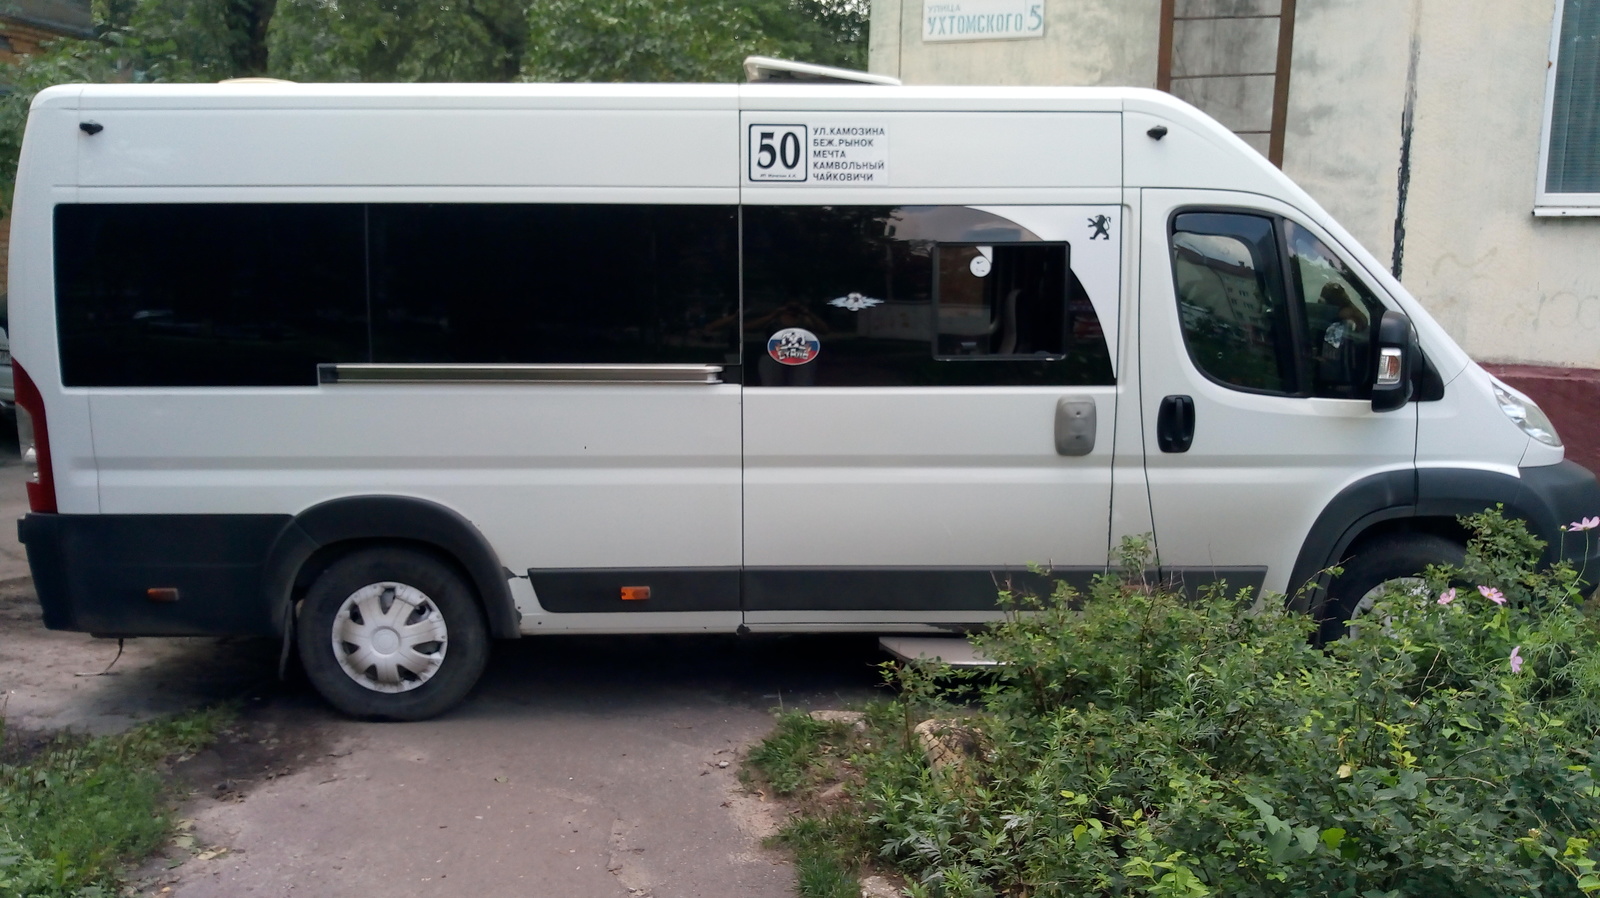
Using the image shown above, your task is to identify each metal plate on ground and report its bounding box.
[878,636,997,667]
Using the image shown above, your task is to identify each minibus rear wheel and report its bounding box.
[1319,533,1466,644]
[297,547,490,720]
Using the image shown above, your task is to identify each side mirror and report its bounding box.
[1370,310,1416,413]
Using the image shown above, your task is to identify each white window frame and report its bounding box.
[1537,0,1600,215]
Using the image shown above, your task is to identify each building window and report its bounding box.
[1538,0,1600,213]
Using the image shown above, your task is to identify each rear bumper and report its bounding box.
[18,513,292,636]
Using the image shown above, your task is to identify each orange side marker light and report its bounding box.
[620,586,652,601]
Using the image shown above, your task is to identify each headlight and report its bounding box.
[1493,384,1563,447]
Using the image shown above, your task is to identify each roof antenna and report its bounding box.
[743,56,901,86]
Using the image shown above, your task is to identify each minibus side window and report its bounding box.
[1284,222,1388,400]
[742,205,930,387]
[55,204,367,387]
[54,203,741,387]
[368,204,739,366]
[1169,212,1296,395]
[742,205,1113,388]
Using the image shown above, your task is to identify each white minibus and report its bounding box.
[11,75,1598,718]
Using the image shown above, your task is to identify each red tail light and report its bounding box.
[14,361,57,513]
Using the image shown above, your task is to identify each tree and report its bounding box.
[524,0,867,83]
[267,0,866,84]
[95,0,280,80]
[269,0,535,83]
[0,0,869,209]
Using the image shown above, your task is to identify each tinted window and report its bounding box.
[368,205,738,366]
[935,244,1068,359]
[742,205,1112,387]
[1285,222,1388,400]
[1170,212,1296,394]
[55,204,367,387]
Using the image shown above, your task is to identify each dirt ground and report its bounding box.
[0,462,887,898]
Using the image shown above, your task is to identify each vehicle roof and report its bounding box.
[37,81,1179,115]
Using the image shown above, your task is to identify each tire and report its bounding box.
[1319,533,1466,643]
[296,547,490,720]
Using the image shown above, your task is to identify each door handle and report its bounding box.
[1054,396,1096,456]
[1157,394,1195,453]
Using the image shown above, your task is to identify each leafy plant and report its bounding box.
[750,509,1600,897]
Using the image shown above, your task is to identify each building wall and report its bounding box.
[1283,0,1600,371]
[0,0,93,62]
[1277,0,1412,263]
[1166,0,1293,160]
[1402,1,1600,370]
[0,20,67,63]
[869,0,1162,88]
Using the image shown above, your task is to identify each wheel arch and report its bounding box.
[262,496,521,640]
[1289,466,1562,616]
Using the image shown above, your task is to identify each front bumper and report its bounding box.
[1525,461,1600,585]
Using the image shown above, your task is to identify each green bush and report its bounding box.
[778,509,1600,897]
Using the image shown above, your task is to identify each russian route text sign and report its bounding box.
[923,1,1044,42]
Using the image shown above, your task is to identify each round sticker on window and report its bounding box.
[767,327,821,366]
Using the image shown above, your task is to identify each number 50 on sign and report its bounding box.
[748,125,808,182]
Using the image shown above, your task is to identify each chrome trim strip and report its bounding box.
[319,363,723,385]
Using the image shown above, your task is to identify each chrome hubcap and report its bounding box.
[1349,577,1427,638]
[332,582,448,693]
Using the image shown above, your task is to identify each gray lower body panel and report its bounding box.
[527,566,1108,613]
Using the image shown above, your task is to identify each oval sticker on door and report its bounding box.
[767,327,821,366]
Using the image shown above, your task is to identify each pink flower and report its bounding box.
[1437,588,1456,606]
[1479,585,1506,605]
[1570,516,1600,532]
[1510,646,1524,675]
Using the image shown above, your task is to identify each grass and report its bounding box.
[0,707,232,898]
[780,813,880,898]
[744,710,891,898]
[744,710,837,797]
[795,852,860,898]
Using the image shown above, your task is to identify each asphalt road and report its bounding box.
[145,632,886,898]
[0,457,890,898]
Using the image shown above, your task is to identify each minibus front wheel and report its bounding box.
[296,546,490,720]
[1318,533,1466,644]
